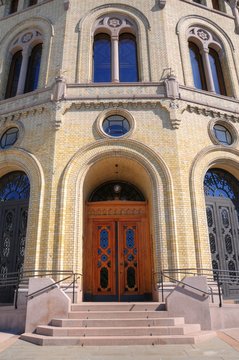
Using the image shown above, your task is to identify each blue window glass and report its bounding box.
[5,50,22,99]
[0,171,30,201]
[209,48,226,95]
[119,33,138,82]
[189,42,206,90]
[94,34,111,82]
[204,169,239,202]
[24,43,42,93]
[102,115,130,137]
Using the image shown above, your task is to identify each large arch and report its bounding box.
[0,148,45,270]
[57,139,177,289]
[190,146,239,270]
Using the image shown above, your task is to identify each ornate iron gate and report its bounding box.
[0,172,30,304]
[204,169,239,298]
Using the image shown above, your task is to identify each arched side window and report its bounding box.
[93,34,111,82]
[24,43,42,93]
[188,26,227,95]
[189,42,207,90]
[93,15,139,83]
[5,30,43,99]
[5,50,22,99]
[9,0,19,14]
[119,33,138,82]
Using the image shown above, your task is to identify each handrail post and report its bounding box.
[216,272,222,308]
[15,270,20,309]
[161,271,164,302]
[73,273,76,304]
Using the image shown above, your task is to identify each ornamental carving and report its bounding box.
[21,32,33,43]
[197,29,210,41]
[88,208,145,216]
[108,18,122,28]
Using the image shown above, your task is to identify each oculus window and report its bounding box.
[213,124,233,145]
[102,115,130,137]
[0,128,19,149]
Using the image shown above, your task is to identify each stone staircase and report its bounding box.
[20,302,215,346]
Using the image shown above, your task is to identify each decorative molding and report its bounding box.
[88,207,146,216]
[0,106,46,123]
[160,100,186,129]
[186,104,239,122]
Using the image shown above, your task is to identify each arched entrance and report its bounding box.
[84,181,152,301]
[204,168,239,298]
[0,171,30,304]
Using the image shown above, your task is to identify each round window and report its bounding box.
[213,124,232,146]
[0,127,19,149]
[102,115,130,137]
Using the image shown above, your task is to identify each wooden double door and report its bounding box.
[84,202,152,301]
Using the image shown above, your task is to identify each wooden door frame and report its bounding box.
[83,201,152,301]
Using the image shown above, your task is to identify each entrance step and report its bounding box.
[20,302,215,346]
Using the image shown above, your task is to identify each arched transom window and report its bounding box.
[188,26,227,95]
[93,15,139,83]
[5,29,43,99]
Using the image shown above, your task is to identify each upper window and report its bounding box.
[102,115,130,137]
[9,0,19,14]
[93,15,139,83]
[5,30,43,99]
[188,27,227,95]
[213,124,232,145]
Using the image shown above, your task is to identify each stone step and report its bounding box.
[71,303,166,312]
[20,332,216,346]
[36,324,201,337]
[68,310,169,319]
[51,317,185,328]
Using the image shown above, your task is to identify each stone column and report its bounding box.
[16,47,29,95]
[201,48,215,92]
[112,35,119,83]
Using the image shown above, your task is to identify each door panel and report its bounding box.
[93,222,116,296]
[206,197,239,298]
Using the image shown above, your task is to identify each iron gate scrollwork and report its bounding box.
[0,172,30,304]
[204,169,239,298]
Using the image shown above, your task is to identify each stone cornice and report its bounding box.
[186,104,239,122]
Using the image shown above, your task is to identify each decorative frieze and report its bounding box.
[187,104,239,122]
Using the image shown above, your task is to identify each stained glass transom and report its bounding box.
[89,181,144,202]
[0,171,30,201]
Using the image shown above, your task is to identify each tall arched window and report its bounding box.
[24,43,42,93]
[189,42,207,90]
[119,34,138,82]
[93,34,111,82]
[209,47,226,95]
[93,15,139,83]
[5,50,22,99]
[188,27,227,96]
[9,0,18,14]
[5,30,43,99]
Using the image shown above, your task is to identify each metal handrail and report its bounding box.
[0,269,83,309]
[153,268,239,307]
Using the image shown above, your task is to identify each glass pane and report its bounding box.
[24,43,42,93]
[102,115,130,137]
[0,172,30,201]
[209,48,226,95]
[0,128,19,149]
[89,181,145,202]
[93,34,111,82]
[5,51,22,99]
[213,124,232,145]
[189,42,206,90]
[119,34,138,82]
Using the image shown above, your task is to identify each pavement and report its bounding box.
[0,330,239,359]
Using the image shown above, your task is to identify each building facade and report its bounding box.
[0,0,239,303]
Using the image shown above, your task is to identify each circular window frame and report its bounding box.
[96,109,135,139]
[0,122,24,150]
[208,120,237,147]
